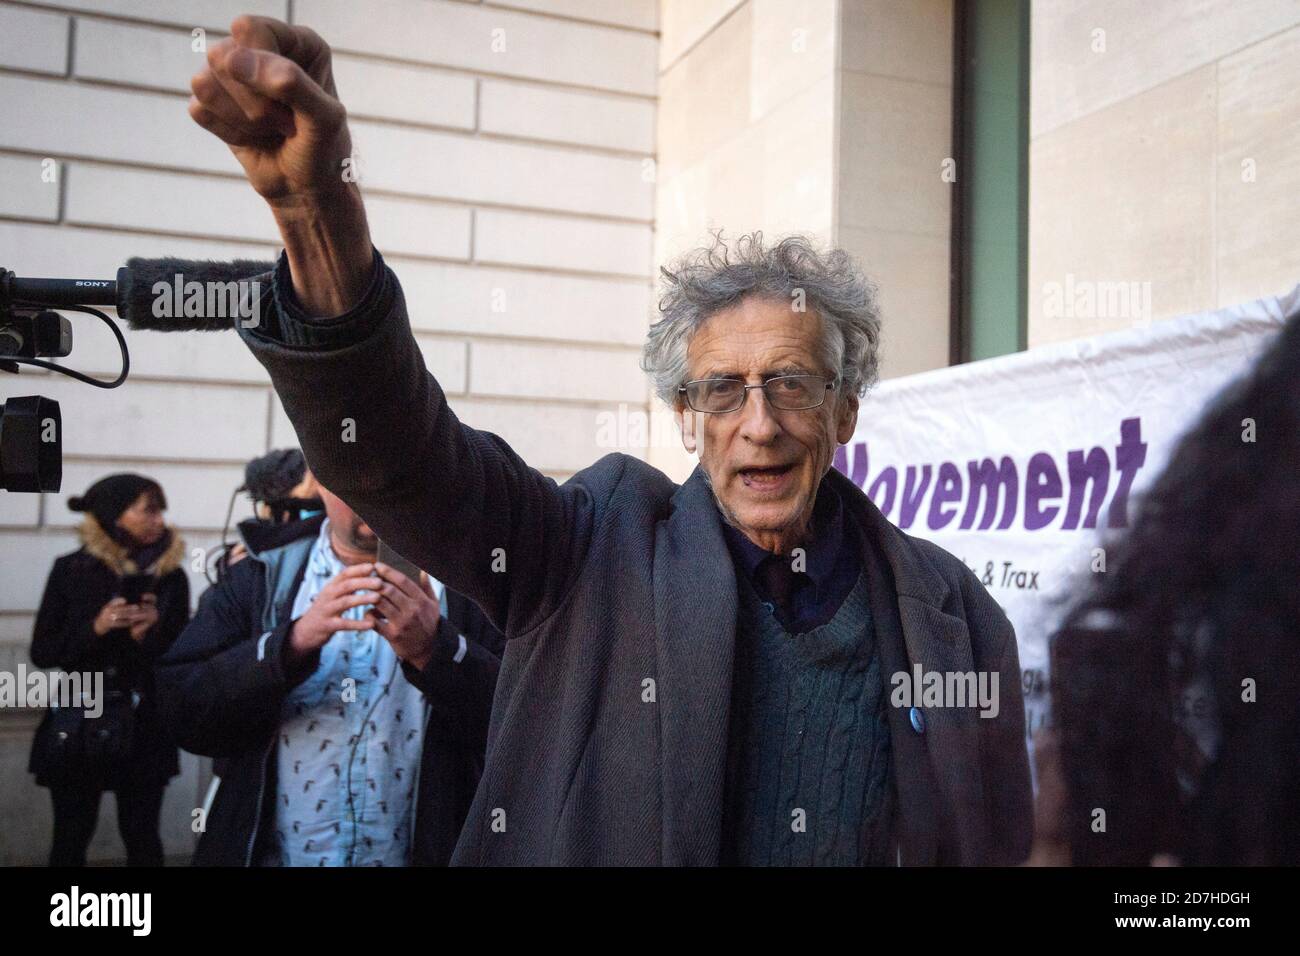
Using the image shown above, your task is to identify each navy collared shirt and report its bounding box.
[720,476,862,633]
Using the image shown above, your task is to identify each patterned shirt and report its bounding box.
[270,519,442,866]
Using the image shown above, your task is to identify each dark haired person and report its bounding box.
[195,448,326,808]
[205,447,323,589]
[1039,309,1300,866]
[28,474,190,866]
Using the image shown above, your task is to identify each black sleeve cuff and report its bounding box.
[268,617,322,689]
[399,615,464,694]
[250,245,393,351]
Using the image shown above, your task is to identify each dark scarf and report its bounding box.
[128,528,174,575]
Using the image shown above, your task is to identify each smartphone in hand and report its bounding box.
[118,573,156,605]
[376,541,422,584]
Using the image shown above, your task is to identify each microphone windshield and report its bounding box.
[119,257,275,331]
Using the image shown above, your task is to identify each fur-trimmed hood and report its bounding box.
[77,513,186,577]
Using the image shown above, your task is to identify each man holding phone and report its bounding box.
[157,482,503,866]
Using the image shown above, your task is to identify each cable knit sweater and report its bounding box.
[721,569,894,865]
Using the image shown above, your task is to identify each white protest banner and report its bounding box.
[835,285,1300,753]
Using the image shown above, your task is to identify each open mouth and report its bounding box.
[739,464,795,490]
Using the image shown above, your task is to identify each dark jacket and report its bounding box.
[28,517,190,788]
[155,512,504,866]
[236,252,1034,865]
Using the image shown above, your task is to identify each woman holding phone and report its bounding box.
[28,473,190,866]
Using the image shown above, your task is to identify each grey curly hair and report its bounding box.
[641,232,882,407]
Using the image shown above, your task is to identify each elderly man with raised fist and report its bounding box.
[190,15,1032,866]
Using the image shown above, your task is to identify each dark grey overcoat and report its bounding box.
[236,256,1033,866]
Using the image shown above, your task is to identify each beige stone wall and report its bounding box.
[0,0,656,864]
[836,0,952,378]
[655,0,839,259]
[1028,0,1300,346]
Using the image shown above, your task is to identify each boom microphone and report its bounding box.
[1,257,275,331]
[0,273,118,308]
[118,257,275,331]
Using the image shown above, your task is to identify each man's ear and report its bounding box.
[835,393,859,445]
[675,403,698,454]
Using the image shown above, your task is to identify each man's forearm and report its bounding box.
[269,184,373,317]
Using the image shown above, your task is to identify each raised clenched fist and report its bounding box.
[190,15,350,205]
[189,16,374,317]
